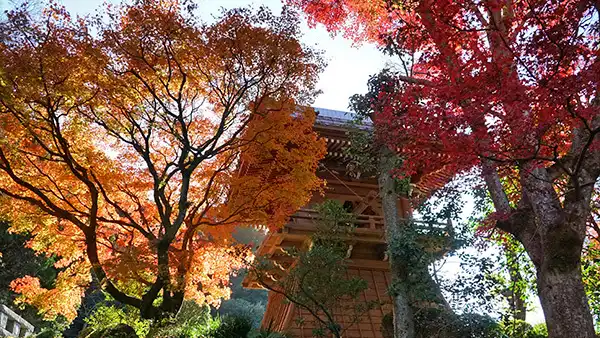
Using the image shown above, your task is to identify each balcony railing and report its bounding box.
[289,208,451,234]
[0,304,35,337]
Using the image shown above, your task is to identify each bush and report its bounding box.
[80,300,256,338]
[247,328,290,338]
[81,305,150,337]
[84,324,138,338]
[412,309,504,338]
[208,315,252,338]
[35,329,62,338]
[455,313,504,338]
[525,323,548,338]
[498,320,548,338]
[146,301,215,338]
[218,298,265,328]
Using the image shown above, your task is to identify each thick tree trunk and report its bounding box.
[502,219,596,338]
[537,260,595,338]
[485,161,597,338]
[522,166,595,338]
[378,147,415,338]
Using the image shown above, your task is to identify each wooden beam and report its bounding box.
[354,190,381,215]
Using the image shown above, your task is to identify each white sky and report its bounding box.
[1,0,546,326]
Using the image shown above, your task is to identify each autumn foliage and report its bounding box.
[290,0,599,176]
[290,0,600,337]
[0,1,325,320]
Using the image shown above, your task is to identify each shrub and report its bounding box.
[525,323,548,338]
[208,315,252,338]
[146,301,215,338]
[82,305,150,337]
[247,328,290,338]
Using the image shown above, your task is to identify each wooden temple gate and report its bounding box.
[243,108,451,338]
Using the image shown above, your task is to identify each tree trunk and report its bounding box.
[378,147,415,338]
[485,162,597,338]
[536,256,595,338]
[521,167,595,338]
[512,219,597,338]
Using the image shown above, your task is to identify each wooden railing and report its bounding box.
[291,208,385,230]
[0,304,35,337]
[289,208,451,234]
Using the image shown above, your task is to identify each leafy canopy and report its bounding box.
[289,0,599,186]
[0,0,325,320]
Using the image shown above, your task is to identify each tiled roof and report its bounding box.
[314,107,354,120]
[313,107,372,127]
[312,107,454,200]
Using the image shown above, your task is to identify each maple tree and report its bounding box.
[289,0,600,338]
[0,0,325,321]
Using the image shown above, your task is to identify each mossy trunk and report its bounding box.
[378,148,415,338]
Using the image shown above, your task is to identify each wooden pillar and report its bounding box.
[397,197,412,219]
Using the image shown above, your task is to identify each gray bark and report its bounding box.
[537,260,594,338]
[483,159,597,338]
[378,147,415,338]
[521,165,595,338]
